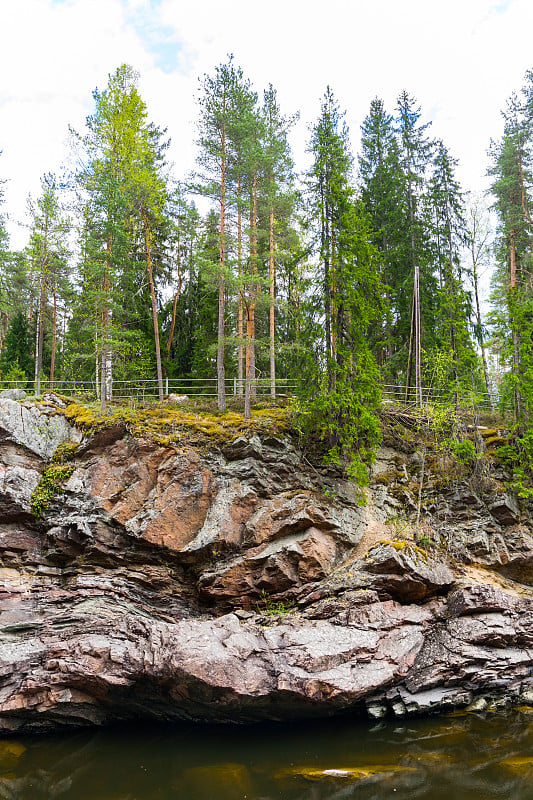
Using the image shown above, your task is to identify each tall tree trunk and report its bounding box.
[166,235,183,354]
[322,186,333,392]
[249,169,258,399]
[414,264,422,407]
[142,210,164,402]
[331,226,337,369]
[244,169,259,420]
[510,230,521,420]
[244,301,253,420]
[50,286,57,389]
[34,258,47,395]
[405,285,416,402]
[100,235,113,411]
[217,130,227,412]
[237,176,244,396]
[445,207,459,408]
[405,265,422,406]
[471,243,493,407]
[269,198,276,399]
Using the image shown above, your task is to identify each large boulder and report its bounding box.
[362,542,455,602]
[0,399,79,460]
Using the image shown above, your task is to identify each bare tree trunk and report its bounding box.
[100,234,113,412]
[414,264,422,407]
[248,169,258,399]
[166,236,182,354]
[510,230,521,420]
[405,284,416,402]
[50,286,57,389]
[34,259,46,395]
[95,311,100,401]
[142,210,164,402]
[322,188,333,392]
[269,200,276,399]
[217,132,227,412]
[237,177,244,396]
[471,247,493,407]
[405,265,422,406]
[244,301,253,420]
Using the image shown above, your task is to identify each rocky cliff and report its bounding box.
[0,394,532,732]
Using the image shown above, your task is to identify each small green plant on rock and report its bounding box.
[450,437,479,467]
[257,589,292,616]
[30,441,78,518]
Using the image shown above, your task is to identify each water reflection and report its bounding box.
[0,711,532,799]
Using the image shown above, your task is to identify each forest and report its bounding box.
[1,60,533,478]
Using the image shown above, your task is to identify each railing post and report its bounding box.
[165,377,169,396]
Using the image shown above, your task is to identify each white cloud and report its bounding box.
[1,0,532,249]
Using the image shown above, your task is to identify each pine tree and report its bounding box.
[260,85,297,399]
[197,56,251,411]
[72,65,170,407]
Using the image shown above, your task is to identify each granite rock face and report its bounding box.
[0,399,532,732]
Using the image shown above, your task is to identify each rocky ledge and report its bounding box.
[0,395,532,732]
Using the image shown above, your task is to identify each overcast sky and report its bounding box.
[1,0,533,250]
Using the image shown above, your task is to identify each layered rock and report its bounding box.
[0,398,532,732]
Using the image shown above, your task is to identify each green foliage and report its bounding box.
[257,589,292,616]
[497,430,533,498]
[302,90,384,489]
[294,359,381,490]
[450,437,478,466]
[1,311,33,380]
[30,464,75,518]
[30,442,78,518]
[1,359,28,388]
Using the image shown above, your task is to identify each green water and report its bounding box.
[0,711,532,799]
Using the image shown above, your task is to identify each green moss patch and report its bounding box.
[30,440,79,518]
[57,401,291,449]
[31,463,75,518]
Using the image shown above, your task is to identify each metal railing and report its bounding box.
[0,377,507,412]
[381,384,505,411]
[0,377,300,402]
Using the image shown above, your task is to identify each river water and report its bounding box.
[0,711,532,799]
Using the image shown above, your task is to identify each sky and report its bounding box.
[1,0,533,251]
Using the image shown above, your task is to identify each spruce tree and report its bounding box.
[426,140,478,401]
[306,88,382,481]
[395,91,436,393]
[489,90,533,422]
[1,311,33,380]
[359,97,404,372]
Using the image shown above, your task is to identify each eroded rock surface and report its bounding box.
[0,398,532,732]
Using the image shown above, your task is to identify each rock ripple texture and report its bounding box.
[0,400,532,731]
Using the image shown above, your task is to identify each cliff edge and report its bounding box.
[0,394,532,732]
